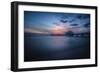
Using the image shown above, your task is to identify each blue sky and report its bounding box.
[24,11,90,34]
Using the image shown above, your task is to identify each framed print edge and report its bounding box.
[11,1,97,72]
[11,2,18,71]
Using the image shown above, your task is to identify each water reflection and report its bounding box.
[40,36,68,50]
[24,36,90,61]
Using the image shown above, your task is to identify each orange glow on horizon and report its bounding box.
[51,25,68,35]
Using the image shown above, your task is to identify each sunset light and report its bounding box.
[24,11,90,62]
[51,25,67,35]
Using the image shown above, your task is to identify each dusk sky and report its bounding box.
[24,11,90,34]
[24,11,90,62]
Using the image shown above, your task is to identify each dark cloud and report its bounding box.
[60,19,68,23]
[69,19,76,23]
[84,23,90,27]
[70,24,78,26]
[77,14,90,19]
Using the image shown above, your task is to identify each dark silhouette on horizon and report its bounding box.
[25,31,90,37]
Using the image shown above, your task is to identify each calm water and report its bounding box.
[24,36,90,62]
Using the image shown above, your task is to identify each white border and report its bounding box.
[18,5,96,68]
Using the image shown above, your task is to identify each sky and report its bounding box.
[24,11,90,34]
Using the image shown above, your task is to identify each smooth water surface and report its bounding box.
[24,36,90,62]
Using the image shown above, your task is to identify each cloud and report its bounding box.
[60,14,70,19]
[83,23,90,27]
[70,24,78,26]
[60,19,68,23]
[24,28,49,34]
[69,19,76,23]
[70,27,90,34]
[77,14,90,19]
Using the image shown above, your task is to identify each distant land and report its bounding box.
[24,31,90,37]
